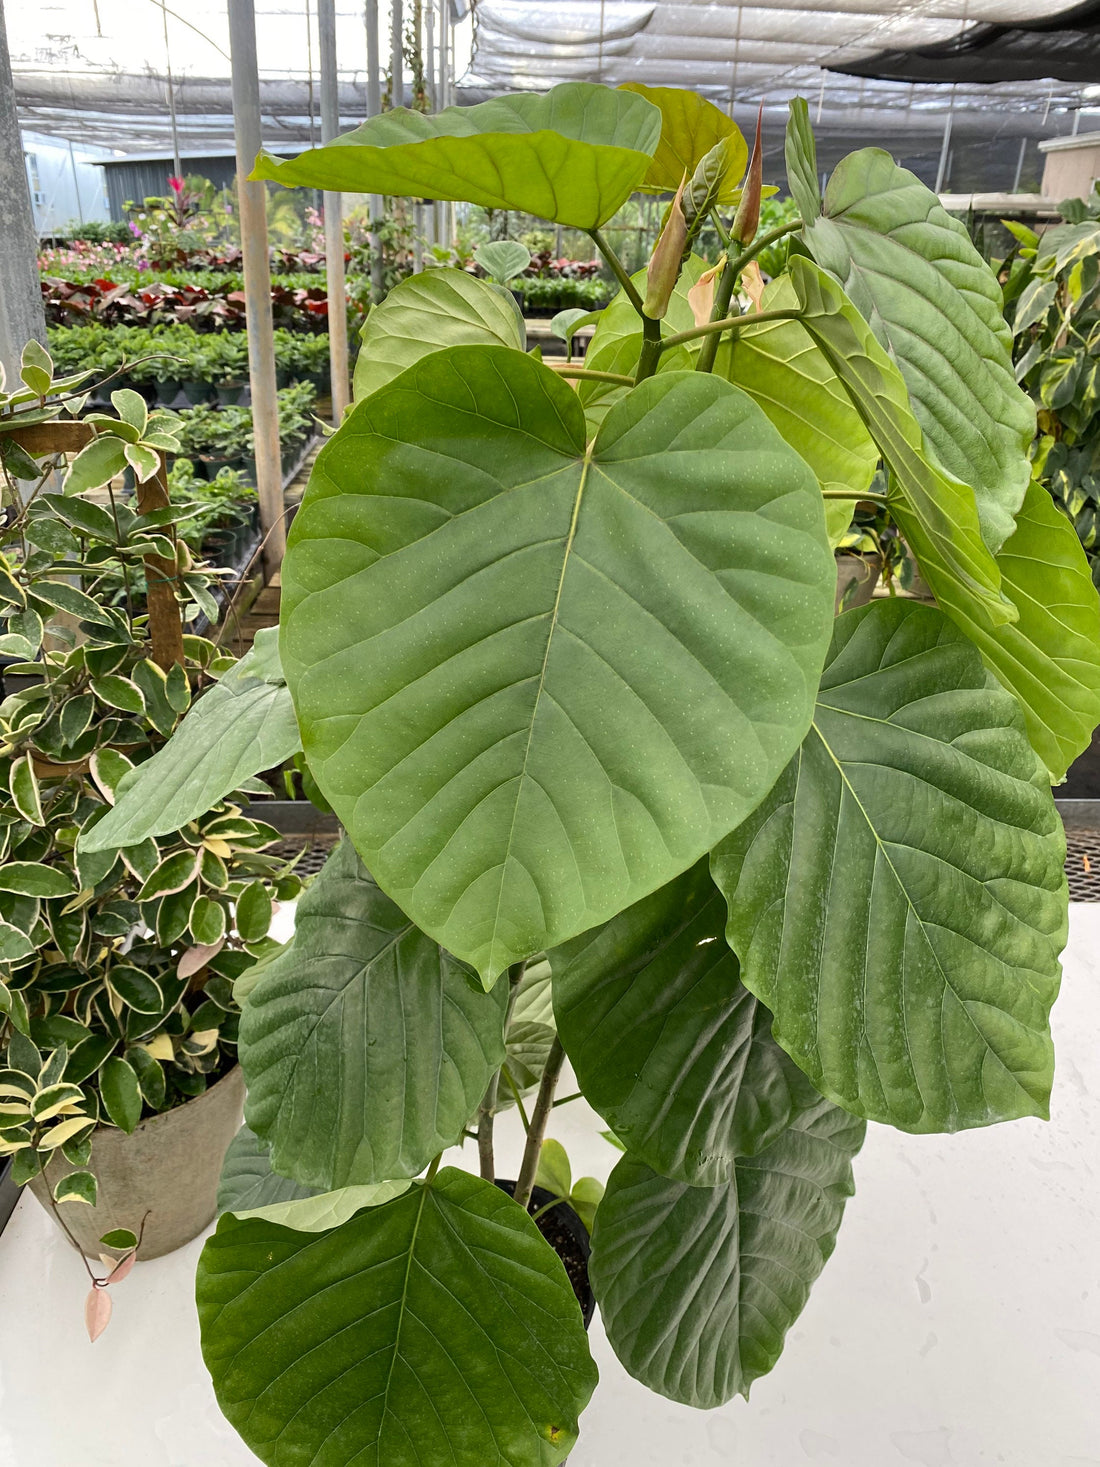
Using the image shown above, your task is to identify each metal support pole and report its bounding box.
[319,0,350,421]
[228,0,286,577]
[391,0,404,109]
[161,1,183,179]
[934,107,953,195]
[365,0,385,303]
[0,0,47,381]
[67,140,85,224]
[1012,137,1028,194]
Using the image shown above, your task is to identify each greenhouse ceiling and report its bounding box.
[9,0,1097,156]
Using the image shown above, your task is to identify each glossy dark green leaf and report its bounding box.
[253,82,660,229]
[99,1055,143,1133]
[551,861,819,1185]
[281,345,835,982]
[241,840,509,1188]
[712,599,1067,1134]
[800,147,1034,550]
[198,1168,597,1466]
[590,1100,864,1406]
[108,966,164,1014]
[0,862,76,899]
[354,266,524,403]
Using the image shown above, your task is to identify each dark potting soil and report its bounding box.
[495,1180,595,1327]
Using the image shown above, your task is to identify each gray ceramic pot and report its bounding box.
[28,1065,244,1260]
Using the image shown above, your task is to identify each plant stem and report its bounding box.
[660,308,802,352]
[587,229,644,314]
[709,209,731,247]
[551,1091,582,1108]
[725,219,802,279]
[545,366,635,387]
[501,1067,531,1133]
[634,312,664,383]
[477,960,526,1182]
[513,1035,566,1211]
[823,489,888,503]
[423,1154,441,1188]
[41,1159,97,1285]
[695,251,740,375]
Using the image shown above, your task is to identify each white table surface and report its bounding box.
[1,907,1098,1467]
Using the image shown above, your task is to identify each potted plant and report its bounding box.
[0,349,300,1270]
[90,83,1100,1463]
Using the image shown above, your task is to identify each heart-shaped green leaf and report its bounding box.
[590,1099,864,1407]
[253,82,660,229]
[353,266,524,404]
[620,84,746,196]
[475,240,532,285]
[281,346,835,982]
[712,598,1067,1134]
[198,1168,598,1466]
[796,137,1034,550]
[241,841,509,1188]
[551,860,819,1186]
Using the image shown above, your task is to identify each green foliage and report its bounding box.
[116,82,1100,1467]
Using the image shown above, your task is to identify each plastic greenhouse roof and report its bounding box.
[8,0,1096,156]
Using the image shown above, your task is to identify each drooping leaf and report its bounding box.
[712,599,1067,1134]
[718,274,877,546]
[800,148,1034,550]
[590,1099,864,1406]
[281,345,835,982]
[961,479,1100,782]
[620,83,746,196]
[253,82,660,229]
[216,1124,317,1215]
[78,643,300,852]
[353,267,524,404]
[783,97,822,226]
[198,1168,598,1467]
[787,256,1013,629]
[552,861,818,1185]
[240,840,509,1188]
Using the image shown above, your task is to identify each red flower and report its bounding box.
[168,176,185,194]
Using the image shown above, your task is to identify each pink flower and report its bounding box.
[168,176,185,194]
[128,220,142,238]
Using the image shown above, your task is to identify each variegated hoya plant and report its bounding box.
[87,82,1100,1463]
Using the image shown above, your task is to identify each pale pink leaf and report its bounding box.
[107,1250,137,1285]
[687,264,720,327]
[742,260,767,314]
[85,1286,112,1342]
[177,939,224,979]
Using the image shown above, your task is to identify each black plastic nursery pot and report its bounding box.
[181,379,214,405]
[0,1157,19,1238]
[155,379,182,405]
[495,1180,595,1328]
[215,381,247,406]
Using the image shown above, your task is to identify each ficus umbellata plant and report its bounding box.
[85,81,1100,1464]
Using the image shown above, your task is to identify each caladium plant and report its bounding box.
[90,81,1100,1463]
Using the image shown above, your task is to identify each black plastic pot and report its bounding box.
[216,381,247,406]
[495,1179,595,1327]
[155,379,182,405]
[0,1157,19,1238]
[181,379,213,405]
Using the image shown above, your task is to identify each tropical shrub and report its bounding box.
[1002,189,1100,585]
[0,347,300,1219]
[91,82,1100,1464]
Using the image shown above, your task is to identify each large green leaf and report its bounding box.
[578,255,708,429]
[281,347,835,983]
[241,840,508,1188]
[787,257,1014,630]
[550,860,818,1186]
[217,1124,317,1214]
[78,631,300,851]
[718,274,877,546]
[619,84,746,196]
[252,82,660,229]
[712,599,1067,1134]
[590,1099,864,1407]
[354,267,524,404]
[799,146,1034,550]
[962,479,1100,782]
[198,1168,598,1467]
